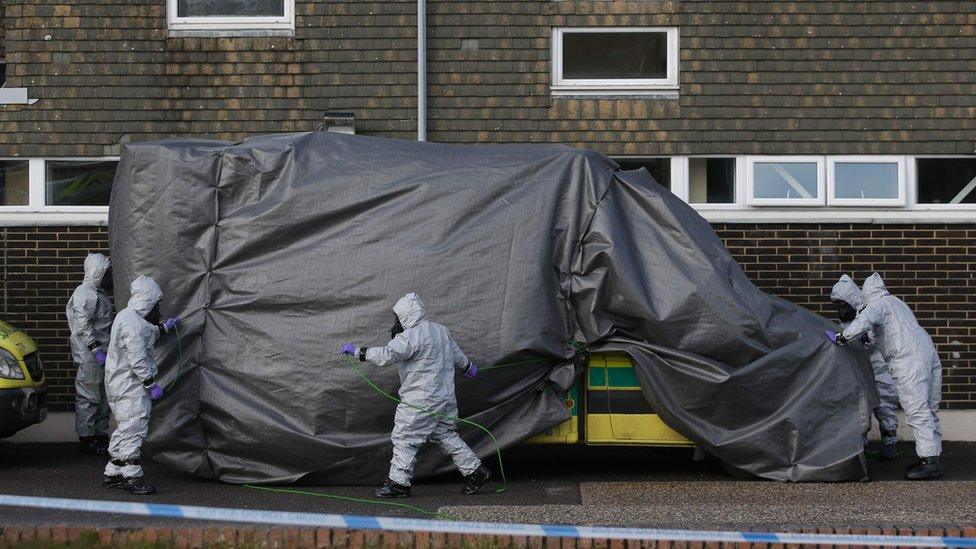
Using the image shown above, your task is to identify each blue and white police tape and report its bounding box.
[0,494,974,547]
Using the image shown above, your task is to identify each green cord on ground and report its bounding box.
[344,355,508,494]
[242,483,455,520]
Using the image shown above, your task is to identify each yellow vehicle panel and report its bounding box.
[0,320,43,388]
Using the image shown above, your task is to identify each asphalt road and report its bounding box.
[0,441,973,530]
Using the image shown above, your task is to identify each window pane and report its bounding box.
[562,32,668,80]
[690,158,735,204]
[0,160,30,206]
[616,158,670,190]
[0,61,7,87]
[753,162,818,199]
[45,160,117,206]
[917,158,976,204]
[178,0,285,17]
[834,162,899,199]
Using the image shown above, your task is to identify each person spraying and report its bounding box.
[66,253,114,455]
[830,274,900,460]
[340,292,491,498]
[102,275,180,495]
[826,273,943,480]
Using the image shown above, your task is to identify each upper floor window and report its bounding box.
[0,158,116,211]
[0,59,7,87]
[551,27,679,96]
[916,158,976,205]
[827,156,905,207]
[0,160,30,206]
[168,0,295,32]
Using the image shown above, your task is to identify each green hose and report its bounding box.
[242,483,454,520]
[344,355,508,494]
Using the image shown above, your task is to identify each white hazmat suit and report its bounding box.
[363,293,482,486]
[103,275,163,479]
[830,274,900,447]
[66,253,113,439]
[842,273,943,458]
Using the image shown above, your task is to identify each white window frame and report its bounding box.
[551,27,679,95]
[681,156,743,210]
[167,0,295,32]
[0,157,117,214]
[827,156,906,207]
[745,156,826,207]
[909,155,976,211]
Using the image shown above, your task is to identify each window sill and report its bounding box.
[698,208,976,224]
[168,28,295,38]
[551,88,679,99]
[0,211,108,226]
[0,88,38,105]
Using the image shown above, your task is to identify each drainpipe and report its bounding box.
[417,0,427,141]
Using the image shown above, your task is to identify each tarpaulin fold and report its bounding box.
[109,132,875,484]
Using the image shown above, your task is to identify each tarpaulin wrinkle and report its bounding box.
[111,132,874,483]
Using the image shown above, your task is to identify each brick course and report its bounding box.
[1,1,974,156]
[2,223,973,412]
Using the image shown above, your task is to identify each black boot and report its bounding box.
[905,456,943,480]
[122,476,156,495]
[879,431,897,460]
[374,479,410,499]
[79,436,108,456]
[102,475,124,489]
[462,465,492,495]
[94,435,110,454]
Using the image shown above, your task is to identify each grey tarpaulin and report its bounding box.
[109,132,876,484]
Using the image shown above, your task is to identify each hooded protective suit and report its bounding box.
[66,253,113,438]
[842,273,943,457]
[364,293,482,486]
[831,274,899,446]
[104,275,163,478]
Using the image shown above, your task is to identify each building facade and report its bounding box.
[1,1,974,419]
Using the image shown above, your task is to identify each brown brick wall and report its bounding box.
[2,223,973,412]
[1,524,975,547]
[1,1,974,157]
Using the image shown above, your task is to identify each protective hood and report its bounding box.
[862,272,890,301]
[394,293,427,329]
[82,253,111,288]
[830,274,864,310]
[126,275,163,317]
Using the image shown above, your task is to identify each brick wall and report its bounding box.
[1,1,974,157]
[2,223,973,412]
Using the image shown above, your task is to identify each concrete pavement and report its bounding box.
[0,441,973,530]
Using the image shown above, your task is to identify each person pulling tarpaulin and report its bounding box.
[826,273,943,480]
[830,274,900,460]
[66,253,114,456]
[340,292,491,498]
[102,275,181,495]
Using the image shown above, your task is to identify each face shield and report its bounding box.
[833,299,856,323]
[145,302,161,325]
[390,314,404,340]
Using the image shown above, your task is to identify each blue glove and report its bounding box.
[464,362,478,379]
[94,349,107,365]
[340,343,358,356]
[162,317,180,333]
[825,330,846,345]
[148,383,164,401]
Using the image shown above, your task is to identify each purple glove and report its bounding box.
[148,383,164,401]
[465,362,478,379]
[162,317,180,333]
[94,349,107,365]
[340,343,358,356]
[825,330,845,345]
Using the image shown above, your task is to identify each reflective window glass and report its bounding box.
[0,160,30,206]
[562,32,668,80]
[833,162,899,199]
[690,158,735,204]
[616,158,671,190]
[178,0,285,17]
[753,162,818,200]
[45,160,117,206]
[916,158,976,204]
